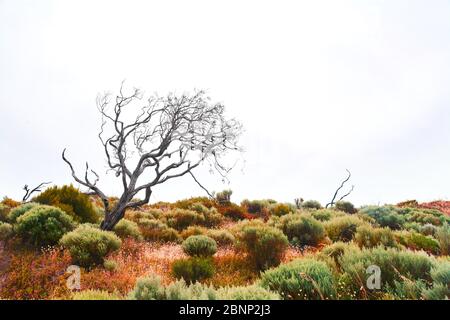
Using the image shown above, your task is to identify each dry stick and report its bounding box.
[22,181,52,202]
[326,169,352,208]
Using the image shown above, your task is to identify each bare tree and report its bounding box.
[63,83,242,230]
[325,169,354,208]
[22,181,52,202]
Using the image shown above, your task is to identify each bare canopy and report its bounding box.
[63,83,242,230]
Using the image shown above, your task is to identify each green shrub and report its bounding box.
[128,275,217,300]
[324,215,366,242]
[234,220,288,270]
[7,202,39,223]
[318,241,360,271]
[422,283,449,300]
[310,209,336,221]
[0,222,13,241]
[354,225,398,249]
[172,257,215,283]
[202,207,224,228]
[166,209,205,230]
[217,285,281,300]
[16,205,76,247]
[207,229,235,246]
[72,289,120,300]
[359,206,405,230]
[33,185,99,223]
[335,201,357,214]
[215,189,232,204]
[396,231,440,255]
[182,235,217,257]
[0,204,10,222]
[422,260,450,300]
[302,200,322,210]
[435,223,450,255]
[103,259,118,272]
[113,219,143,241]
[260,258,336,300]
[277,214,326,247]
[59,224,122,267]
[420,223,438,236]
[338,246,436,297]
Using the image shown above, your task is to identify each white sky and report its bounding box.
[1,0,450,206]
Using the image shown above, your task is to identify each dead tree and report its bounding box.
[325,169,354,208]
[63,83,242,230]
[22,181,52,202]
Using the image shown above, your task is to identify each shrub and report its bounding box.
[7,202,39,223]
[138,218,181,243]
[234,220,288,270]
[207,229,235,246]
[113,219,143,241]
[420,223,438,236]
[33,185,99,223]
[181,226,208,239]
[166,209,205,230]
[172,257,215,283]
[335,201,357,214]
[277,214,326,247]
[202,207,224,228]
[218,203,247,220]
[0,204,10,222]
[16,205,76,247]
[128,275,217,300]
[324,215,366,242]
[354,225,398,249]
[103,259,119,272]
[338,246,436,297]
[0,222,13,241]
[59,224,122,267]
[301,200,322,210]
[422,261,450,300]
[310,209,336,221]
[260,258,336,300]
[217,285,281,300]
[182,235,217,257]
[359,206,405,230]
[72,289,120,300]
[1,197,21,208]
[215,189,232,204]
[241,199,269,215]
[318,241,360,271]
[269,203,294,217]
[396,231,440,255]
[435,223,450,255]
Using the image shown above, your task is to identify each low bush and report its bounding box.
[103,259,119,272]
[260,258,336,300]
[310,209,336,221]
[435,223,450,255]
[241,199,269,216]
[7,202,39,223]
[166,209,205,230]
[422,261,450,300]
[181,226,208,239]
[217,285,281,300]
[218,203,247,220]
[113,219,143,241]
[301,200,322,210]
[0,221,13,241]
[72,289,120,300]
[207,229,235,246]
[0,204,10,222]
[215,189,233,205]
[420,223,438,236]
[59,224,122,267]
[324,215,367,242]
[359,206,405,230]
[338,246,436,298]
[269,203,294,217]
[335,201,357,214]
[234,220,288,270]
[128,275,216,300]
[397,231,440,255]
[33,185,99,223]
[16,205,76,247]
[182,235,217,257]
[277,214,326,247]
[354,225,398,248]
[138,218,181,243]
[172,257,215,283]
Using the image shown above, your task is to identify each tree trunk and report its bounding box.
[100,206,126,231]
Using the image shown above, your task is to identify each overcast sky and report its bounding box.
[1,0,450,206]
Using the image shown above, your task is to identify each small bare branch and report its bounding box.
[22,181,52,202]
[326,169,354,208]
